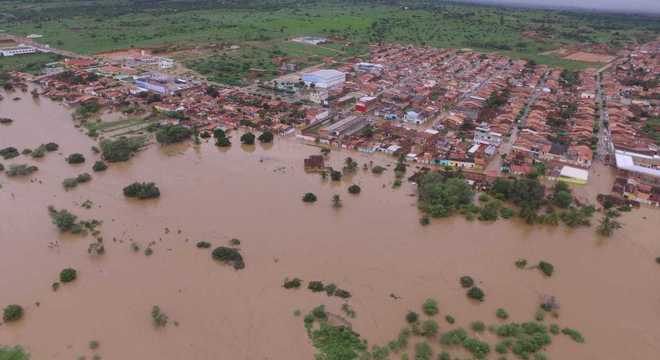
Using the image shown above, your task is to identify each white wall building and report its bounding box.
[302,69,346,89]
[0,46,38,57]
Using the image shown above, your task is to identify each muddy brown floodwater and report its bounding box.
[1,91,660,360]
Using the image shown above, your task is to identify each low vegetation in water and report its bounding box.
[196,241,211,249]
[155,124,193,144]
[348,184,361,194]
[258,131,274,143]
[47,206,100,235]
[421,298,438,316]
[283,278,302,289]
[0,147,20,160]
[6,164,38,177]
[3,304,24,322]
[151,305,169,328]
[59,268,78,283]
[538,261,555,277]
[467,286,485,302]
[460,276,474,288]
[123,182,161,199]
[0,346,29,359]
[302,192,317,203]
[211,246,245,270]
[66,153,86,164]
[303,305,368,360]
[92,160,108,172]
[240,132,256,145]
[100,136,146,162]
[62,173,92,190]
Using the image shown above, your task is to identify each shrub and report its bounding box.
[348,184,361,194]
[283,278,302,289]
[89,340,99,350]
[422,298,438,316]
[48,206,78,232]
[538,261,554,277]
[440,328,467,346]
[60,268,77,283]
[144,247,153,256]
[460,276,474,288]
[445,315,455,324]
[438,352,450,360]
[467,287,485,302]
[0,147,19,159]
[62,177,79,190]
[515,259,528,269]
[216,136,231,147]
[470,321,485,333]
[31,145,46,158]
[67,153,85,164]
[549,324,560,335]
[45,142,59,151]
[76,173,92,183]
[417,173,474,218]
[308,281,325,292]
[92,161,108,172]
[0,346,29,359]
[421,319,439,337]
[213,128,226,139]
[6,164,38,177]
[156,124,193,144]
[123,182,160,199]
[334,289,351,299]
[240,132,256,145]
[414,342,432,360]
[211,246,244,270]
[371,165,386,174]
[561,328,584,343]
[324,283,337,296]
[496,308,509,320]
[229,238,241,246]
[302,192,317,203]
[258,131,274,143]
[3,305,24,322]
[406,311,419,323]
[100,136,146,162]
[330,169,342,181]
[462,337,490,359]
[419,216,430,226]
[196,241,211,249]
[151,305,168,327]
[500,207,514,219]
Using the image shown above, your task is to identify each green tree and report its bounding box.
[240,132,256,145]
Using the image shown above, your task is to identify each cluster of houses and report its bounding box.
[602,40,660,206]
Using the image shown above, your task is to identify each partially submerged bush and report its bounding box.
[421,319,439,337]
[48,206,79,232]
[59,268,77,283]
[101,136,146,162]
[406,311,419,323]
[561,328,585,343]
[6,164,38,177]
[348,184,361,194]
[92,161,108,172]
[76,173,92,183]
[302,192,317,203]
[422,298,438,316]
[123,182,160,199]
[538,261,554,277]
[496,308,509,320]
[3,304,24,322]
[258,131,274,143]
[460,276,474,288]
[211,246,245,270]
[515,259,528,269]
[307,281,325,292]
[470,321,486,333]
[62,177,79,190]
[240,132,255,145]
[467,287,485,302]
[45,142,59,152]
[156,124,193,144]
[0,147,19,160]
[151,305,169,327]
[196,241,211,249]
[66,153,85,164]
[371,165,386,174]
[283,278,302,289]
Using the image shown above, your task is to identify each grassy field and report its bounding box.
[0,52,62,74]
[0,0,657,77]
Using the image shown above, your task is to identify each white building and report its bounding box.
[302,69,346,89]
[159,58,175,69]
[0,46,38,57]
[474,123,503,146]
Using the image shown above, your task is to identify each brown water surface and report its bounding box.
[1,92,660,359]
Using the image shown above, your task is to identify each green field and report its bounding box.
[0,0,657,76]
[0,52,62,74]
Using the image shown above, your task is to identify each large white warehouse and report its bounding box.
[302,69,346,89]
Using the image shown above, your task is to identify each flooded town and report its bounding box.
[1,2,660,360]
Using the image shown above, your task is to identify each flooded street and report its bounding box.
[1,92,660,360]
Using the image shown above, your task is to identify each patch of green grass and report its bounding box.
[0,53,63,74]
